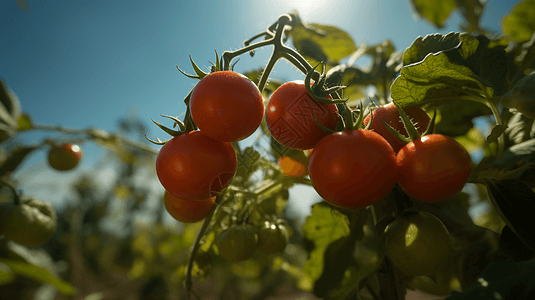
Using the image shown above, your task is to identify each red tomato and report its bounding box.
[396,134,471,202]
[308,130,398,209]
[363,102,431,153]
[190,71,264,142]
[48,143,83,171]
[163,191,215,223]
[266,81,339,150]
[156,131,237,201]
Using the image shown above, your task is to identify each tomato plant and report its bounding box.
[385,211,451,277]
[217,223,258,262]
[308,129,397,209]
[190,71,264,142]
[397,134,471,202]
[256,220,289,255]
[163,191,215,223]
[266,81,339,150]
[363,102,432,152]
[0,198,57,247]
[155,131,237,201]
[47,143,83,171]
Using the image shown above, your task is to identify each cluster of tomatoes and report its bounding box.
[155,70,471,268]
[269,91,472,209]
[155,71,265,225]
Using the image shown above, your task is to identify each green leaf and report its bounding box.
[454,0,486,33]
[505,113,535,144]
[484,179,535,253]
[0,146,38,177]
[0,259,76,295]
[302,204,350,283]
[500,71,535,119]
[499,225,535,261]
[312,235,356,298]
[0,262,15,285]
[0,79,22,128]
[17,114,33,131]
[486,124,508,144]
[445,258,535,300]
[402,32,464,66]
[493,138,535,169]
[289,14,357,65]
[502,0,535,43]
[408,0,456,28]
[392,33,509,110]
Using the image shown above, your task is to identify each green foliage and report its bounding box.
[288,12,357,67]
[408,0,456,28]
[3,2,535,299]
[502,0,535,43]
[408,0,485,31]
[446,259,535,299]
[302,203,350,283]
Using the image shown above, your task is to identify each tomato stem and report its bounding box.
[184,191,225,298]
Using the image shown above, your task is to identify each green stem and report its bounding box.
[184,192,225,298]
[221,14,314,93]
[459,95,505,160]
[0,178,21,205]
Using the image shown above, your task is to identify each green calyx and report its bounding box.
[176,50,228,80]
[381,101,436,144]
[304,62,347,105]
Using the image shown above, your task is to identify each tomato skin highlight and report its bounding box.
[364,102,431,153]
[308,130,398,209]
[396,134,471,202]
[48,143,83,171]
[190,71,264,142]
[266,81,338,150]
[156,131,237,201]
[163,191,215,223]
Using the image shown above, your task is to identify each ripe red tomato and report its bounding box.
[266,81,339,150]
[396,134,471,202]
[156,131,237,201]
[47,143,83,171]
[163,191,215,223]
[363,102,431,153]
[190,71,264,142]
[308,130,397,209]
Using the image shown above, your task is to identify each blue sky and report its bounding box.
[0,0,522,218]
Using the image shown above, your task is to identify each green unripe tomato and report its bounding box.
[0,198,57,247]
[385,211,451,277]
[48,143,83,171]
[257,220,288,255]
[217,223,258,262]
